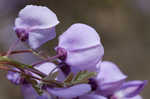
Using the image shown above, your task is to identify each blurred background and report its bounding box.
[0,0,149,98]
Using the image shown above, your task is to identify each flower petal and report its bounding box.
[119,80,147,98]
[34,62,57,75]
[96,61,127,96]
[32,62,57,83]
[6,68,21,85]
[80,94,107,99]
[28,27,56,49]
[58,23,103,51]
[36,92,51,99]
[21,84,39,99]
[97,61,127,83]
[127,95,142,99]
[15,5,59,29]
[47,84,91,98]
[66,45,104,70]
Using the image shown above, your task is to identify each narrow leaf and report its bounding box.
[64,72,74,83]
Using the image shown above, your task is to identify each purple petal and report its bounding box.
[21,84,39,99]
[66,45,104,70]
[97,80,126,96]
[58,23,103,51]
[119,80,147,98]
[36,93,51,99]
[127,95,142,99]
[47,84,91,98]
[28,27,56,49]
[32,62,57,82]
[97,61,127,83]
[112,94,143,99]
[96,61,127,96]
[33,62,65,82]
[15,5,59,29]
[6,68,22,85]
[80,94,107,99]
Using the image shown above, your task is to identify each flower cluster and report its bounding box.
[0,5,147,99]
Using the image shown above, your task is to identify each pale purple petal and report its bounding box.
[34,62,57,75]
[47,84,91,98]
[15,5,59,29]
[36,92,51,99]
[127,95,142,99]
[58,23,102,51]
[6,68,22,85]
[32,62,57,81]
[28,27,56,49]
[80,94,107,99]
[21,84,39,99]
[97,80,126,96]
[96,61,127,96]
[66,45,104,70]
[112,93,143,99]
[97,61,127,83]
[120,80,147,98]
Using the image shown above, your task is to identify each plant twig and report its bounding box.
[0,65,63,87]
[31,54,62,67]
[0,49,32,56]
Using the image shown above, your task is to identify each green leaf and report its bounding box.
[64,70,97,86]
[43,71,59,81]
[0,56,32,68]
[73,70,96,82]
[25,78,43,95]
[32,83,43,95]
[51,71,59,80]
[64,72,74,83]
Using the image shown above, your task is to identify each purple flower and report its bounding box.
[6,68,22,85]
[47,84,91,98]
[14,5,59,49]
[96,61,127,96]
[57,23,104,71]
[111,80,147,99]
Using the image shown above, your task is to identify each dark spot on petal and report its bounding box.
[58,62,71,76]
[88,78,98,91]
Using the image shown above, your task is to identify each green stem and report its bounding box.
[0,49,32,56]
[0,56,46,77]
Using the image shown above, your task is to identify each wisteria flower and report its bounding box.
[6,68,22,85]
[96,61,127,96]
[14,5,59,49]
[111,80,147,99]
[57,23,104,71]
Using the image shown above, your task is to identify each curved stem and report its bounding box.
[0,56,46,77]
[31,54,62,67]
[0,65,63,87]
[1,49,32,56]
[6,38,21,56]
